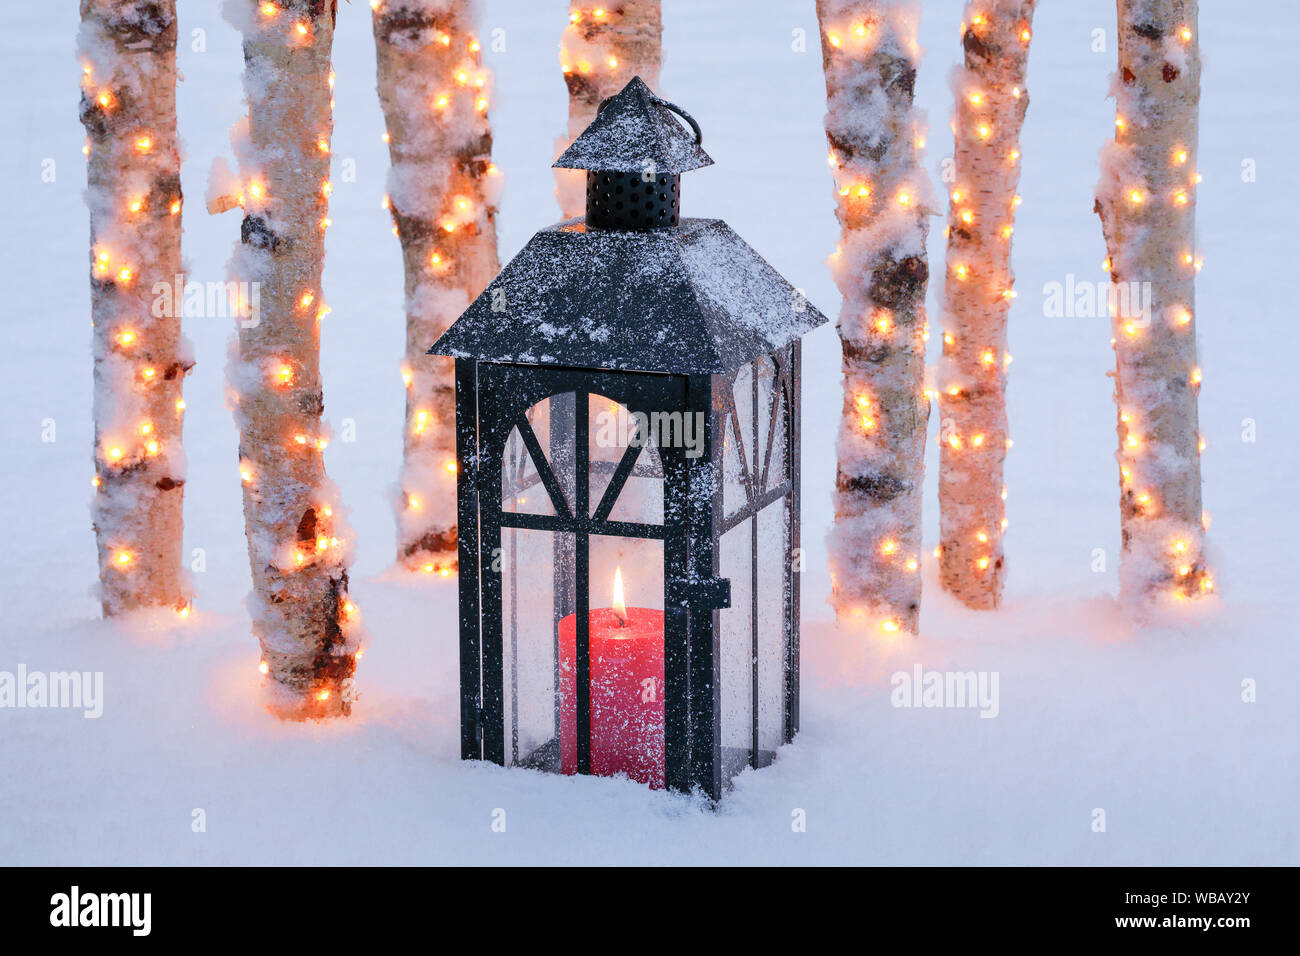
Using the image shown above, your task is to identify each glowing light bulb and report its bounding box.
[114,550,132,566]
[118,330,136,347]
[880,539,898,556]
[881,619,900,633]
[445,460,458,473]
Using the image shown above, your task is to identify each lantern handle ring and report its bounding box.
[597,93,704,146]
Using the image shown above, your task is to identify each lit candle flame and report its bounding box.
[612,566,627,627]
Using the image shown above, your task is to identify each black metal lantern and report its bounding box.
[430,77,827,800]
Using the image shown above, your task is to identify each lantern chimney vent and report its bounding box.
[554,76,713,232]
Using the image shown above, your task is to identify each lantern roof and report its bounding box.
[430,217,827,375]
[553,76,714,175]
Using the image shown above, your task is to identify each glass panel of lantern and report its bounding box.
[499,393,574,772]
[713,350,794,782]
[497,390,668,787]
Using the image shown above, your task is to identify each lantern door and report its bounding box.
[463,363,704,791]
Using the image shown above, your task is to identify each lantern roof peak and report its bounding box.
[554,76,714,175]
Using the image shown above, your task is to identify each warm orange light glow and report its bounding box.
[880,539,898,556]
[258,659,270,675]
[612,567,628,625]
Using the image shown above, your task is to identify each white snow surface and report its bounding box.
[1,0,1296,865]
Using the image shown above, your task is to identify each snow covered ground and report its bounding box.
[1,0,1297,865]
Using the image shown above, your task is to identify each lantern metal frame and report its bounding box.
[453,343,801,800]
[435,75,824,801]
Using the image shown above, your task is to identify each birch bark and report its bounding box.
[817,1,932,634]
[937,1,1036,609]
[555,1,662,218]
[225,0,361,717]
[80,0,190,616]
[373,0,500,573]
[1095,0,1210,607]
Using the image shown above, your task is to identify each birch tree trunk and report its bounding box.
[817,1,931,635]
[373,0,500,574]
[555,1,662,218]
[1095,0,1210,607]
[80,0,190,617]
[225,0,360,717]
[938,1,1036,609]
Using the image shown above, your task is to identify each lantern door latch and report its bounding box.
[674,576,730,611]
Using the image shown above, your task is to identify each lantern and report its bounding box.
[431,77,826,800]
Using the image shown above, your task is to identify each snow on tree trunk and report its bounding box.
[79,0,191,617]
[1095,0,1211,607]
[817,1,932,635]
[373,0,501,575]
[937,1,1036,610]
[555,1,662,218]
[224,0,361,717]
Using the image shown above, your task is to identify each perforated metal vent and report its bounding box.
[585,170,681,231]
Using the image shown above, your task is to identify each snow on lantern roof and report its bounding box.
[430,217,827,375]
[553,76,714,175]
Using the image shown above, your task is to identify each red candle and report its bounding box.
[558,569,665,787]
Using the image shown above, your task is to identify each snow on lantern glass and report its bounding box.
[431,77,827,800]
